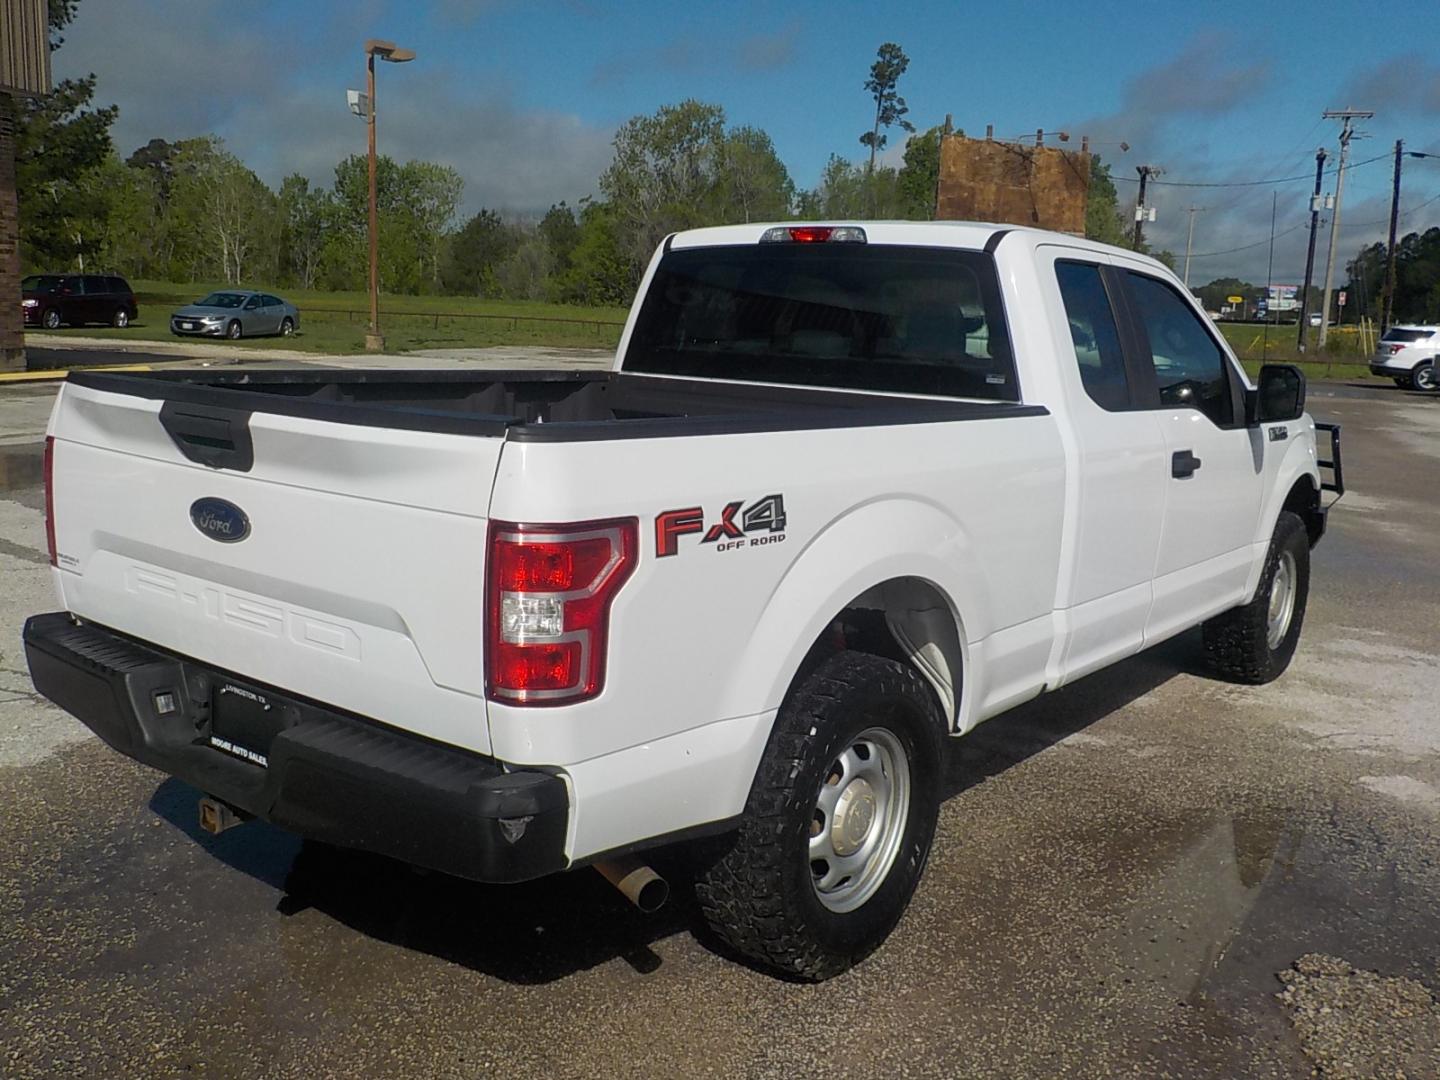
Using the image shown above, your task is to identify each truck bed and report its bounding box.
[67,369,1046,443]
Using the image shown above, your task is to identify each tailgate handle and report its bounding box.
[159,401,255,472]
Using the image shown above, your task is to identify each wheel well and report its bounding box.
[786,577,964,730]
[1282,476,1323,546]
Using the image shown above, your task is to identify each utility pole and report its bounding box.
[1182,206,1205,288]
[1297,148,1327,352]
[1318,108,1373,349]
[1382,138,1403,333]
[1133,165,1160,250]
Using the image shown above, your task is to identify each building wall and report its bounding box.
[936,135,1090,235]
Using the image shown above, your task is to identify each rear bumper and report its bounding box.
[23,612,569,883]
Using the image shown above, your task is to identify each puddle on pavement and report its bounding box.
[1100,806,1440,1074]
[0,446,44,493]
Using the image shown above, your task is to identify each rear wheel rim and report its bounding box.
[115,310,128,327]
[809,724,911,913]
[1267,550,1297,649]
[281,318,293,336]
[1417,365,1437,391]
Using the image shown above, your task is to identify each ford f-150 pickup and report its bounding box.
[25,222,1343,979]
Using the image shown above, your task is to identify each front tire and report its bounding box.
[226,320,242,340]
[41,308,61,330]
[1202,511,1310,684]
[1415,363,1438,392]
[695,651,943,981]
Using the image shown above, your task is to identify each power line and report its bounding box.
[1110,150,1390,188]
[1181,191,1440,261]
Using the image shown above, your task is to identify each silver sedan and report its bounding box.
[170,290,300,339]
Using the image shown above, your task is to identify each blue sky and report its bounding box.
[55,0,1440,285]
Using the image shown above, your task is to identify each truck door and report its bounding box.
[1039,250,1168,681]
[1111,265,1264,643]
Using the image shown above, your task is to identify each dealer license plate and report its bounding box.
[208,682,286,767]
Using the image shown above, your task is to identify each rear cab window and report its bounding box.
[623,243,1019,401]
[1054,261,1131,411]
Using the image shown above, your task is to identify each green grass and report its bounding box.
[1217,321,1384,382]
[44,280,631,354]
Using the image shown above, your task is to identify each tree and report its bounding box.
[600,100,728,278]
[554,201,630,307]
[539,202,580,278]
[713,126,794,224]
[800,154,904,220]
[896,124,943,220]
[14,76,118,269]
[859,43,915,174]
[167,137,276,283]
[277,174,331,289]
[399,160,463,290]
[1084,155,1130,248]
[440,209,513,296]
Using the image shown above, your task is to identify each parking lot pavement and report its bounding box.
[2,379,1438,1078]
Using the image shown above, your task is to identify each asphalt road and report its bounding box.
[2,378,1439,1078]
[22,346,200,371]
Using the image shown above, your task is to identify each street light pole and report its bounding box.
[360,39,415,353]
[366,49,380,351]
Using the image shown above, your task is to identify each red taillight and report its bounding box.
[788,226,834,243]
[486,518,637,705]
[43,436,57,567]
[1389,344,1404,355]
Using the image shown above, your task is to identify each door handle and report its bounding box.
[1171,449,1202,479]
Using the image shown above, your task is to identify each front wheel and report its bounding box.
[226,320,242,340]
[695,651,943,980]
[1202,511,1310,684]
[41,309,62,330]
[1415,363,1438,392]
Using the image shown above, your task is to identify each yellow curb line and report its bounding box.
[0,363,154,384]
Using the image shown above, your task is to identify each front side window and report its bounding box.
[624,244,1018,400]
[1125,271,1234,426]
[199,292,246,308]
[1055,261,1129,411]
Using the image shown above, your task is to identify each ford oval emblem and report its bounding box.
[190,497,250,543]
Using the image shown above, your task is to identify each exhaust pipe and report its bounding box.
[198,795,249,835]
[594,856,669,913]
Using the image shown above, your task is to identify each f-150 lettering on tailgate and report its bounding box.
[124,565,362,660]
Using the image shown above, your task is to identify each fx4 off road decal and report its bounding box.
[655,494,787,557]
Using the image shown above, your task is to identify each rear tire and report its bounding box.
[280,317,294,336]
[226,320,242,340]
[1415,363,1438,392]
[112,308,129,328]
[695,651,943,981]
[1202,511,1309,684]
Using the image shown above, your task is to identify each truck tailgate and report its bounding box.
[48,381,500,755]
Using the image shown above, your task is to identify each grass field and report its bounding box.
[40,281,631,354]
[1218,321,1382,381]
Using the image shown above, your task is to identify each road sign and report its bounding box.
[1338,290,1347,307]
[1227,295,1244,304]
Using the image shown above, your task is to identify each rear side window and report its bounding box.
[1381,328,1433,343]
[1055,261,1129,411]
[1124,271,1234,426]
[108,277,128,293]
[83,276,106,293]
[624,244,1018,401]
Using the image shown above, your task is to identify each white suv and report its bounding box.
[1371,325,1439,390]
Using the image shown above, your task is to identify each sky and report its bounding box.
[53,0,1440,288]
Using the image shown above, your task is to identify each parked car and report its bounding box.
[1308,312,1323,328]
[1369,324,1439,390]
[27,222,1344,981]
[21,274,137,330]
[171,290,299,339]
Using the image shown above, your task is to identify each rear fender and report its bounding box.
[715,498,985,730]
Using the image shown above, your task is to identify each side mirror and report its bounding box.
[1249,363,1306,425]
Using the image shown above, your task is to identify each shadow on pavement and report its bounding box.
[146,633,1194,985]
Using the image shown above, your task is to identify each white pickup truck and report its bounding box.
[26,222,1343,980]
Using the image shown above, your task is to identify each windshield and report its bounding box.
[197,292,247,308]
[1381,328,1434,343]
[22,275,63,293]
[623,243,1018,401]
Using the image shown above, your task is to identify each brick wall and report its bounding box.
[0,95,22,372]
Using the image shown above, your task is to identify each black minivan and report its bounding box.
[22,274,139,330]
